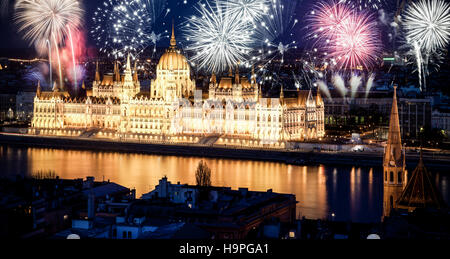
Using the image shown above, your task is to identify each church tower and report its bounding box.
[383,85,407,219]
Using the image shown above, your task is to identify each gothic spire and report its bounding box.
[280,85,284,100]
[235,63,240,84]
[170,20,176,47]
[251,65,256,84]
[210,71,217,84]
[384,85,403,167]
[36,80,41,97]
[133,61,138,82]
[126,53,131,71]
[95,61,101,82]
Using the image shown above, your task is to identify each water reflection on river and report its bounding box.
[1,145,449,223]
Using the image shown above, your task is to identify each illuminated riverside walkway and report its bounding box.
[1,132,449,170]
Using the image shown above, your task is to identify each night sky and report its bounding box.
[0,0,323,53]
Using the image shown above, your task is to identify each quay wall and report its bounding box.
[0,133,449,170]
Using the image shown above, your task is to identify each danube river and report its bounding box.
[1,145,449,223]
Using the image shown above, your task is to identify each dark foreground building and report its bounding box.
[0,175,132,238]
[54,177,297,239]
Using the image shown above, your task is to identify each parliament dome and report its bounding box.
[157,25,190,71]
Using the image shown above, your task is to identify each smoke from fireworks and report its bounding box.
[184,0,254,73]
[349,73,362,99]
[365,73,375,99]
[332,73,347,97]
[317,80,332,100]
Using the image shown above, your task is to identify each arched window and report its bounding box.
[385,171,387,182]
[390,171,394,183]
[398,172,402,184]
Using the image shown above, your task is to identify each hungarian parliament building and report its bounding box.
[30,28,325,148]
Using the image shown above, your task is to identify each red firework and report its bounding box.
[308,0,382,70]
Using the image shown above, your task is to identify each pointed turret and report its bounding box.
[133,61,138,82]
[383,84,406,219]
[95,61,101,82]
[52,81,58,92]
[170,20,177,47]
[259,84,262,99]
[397,149,446,210]
[210,71,217,85]
[235,64,240,84]
[36,80,41,97]
[126,53,131,71]
[82,81,86,90]
[384,85,403,167]
[228,67,233,77]
[114,61,121,82]
[251,65,256,85]
[316,88,323,106]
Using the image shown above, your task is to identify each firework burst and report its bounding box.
[14,0,83,89]
[14,0,83,52]
[333,11,382,69]
[338,0,385,11]
[221,0,269,24]
[403,0,450,54]
[184,0,254,73]
[307,0,382,70]
[91,0,168,58]
[402,0,450,91]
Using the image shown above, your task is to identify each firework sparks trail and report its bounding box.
[14,0,83,88]
[184,0,254,73]
[53,34,63,89]
[221,0,269,24]
[67,25,77,89]
[403,0,450,54]
[402,0,450,91]
[413,41,424,91]
[333,11,382,70]
[92,0,167,58]
[14,0,83,51]
[338,0,385,11]
[307,0,382,70]
[46,39,52,85]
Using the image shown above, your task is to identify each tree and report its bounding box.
[195,160,211,187]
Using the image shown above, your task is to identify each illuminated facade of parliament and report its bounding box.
[30,28,325,148]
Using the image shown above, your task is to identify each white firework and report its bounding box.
[221,0,270,24]
[403,0,450,54]
[14,0,83,52]
[338,0,385,11]
[402,0,450,91]
[256,0,298,43]
[92,0,167,58]
[185,0,254,73]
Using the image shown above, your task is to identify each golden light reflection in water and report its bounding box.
[12,147,329,219]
